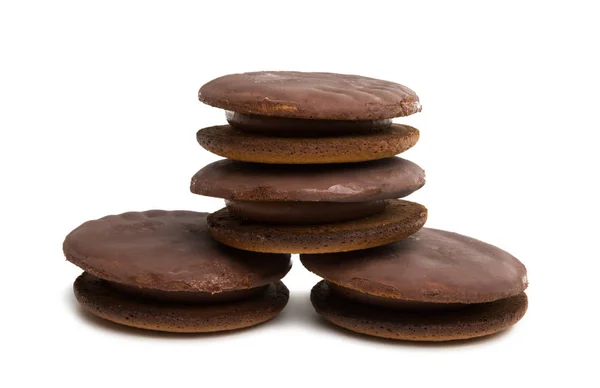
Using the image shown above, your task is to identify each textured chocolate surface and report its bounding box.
[226,111,392,135]
[311,280,528,342]
[207,200,427,254]
[196,124,420,164]
[301,228,528,304]
[225,200,386,225]
[191,157,425,202]
[63,211,291,292]
[74,272,289,333]
[199,71,421,120]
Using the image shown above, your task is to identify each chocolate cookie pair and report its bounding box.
[64,211,291,332]
[63,71,529,340]
[302,230,528,341]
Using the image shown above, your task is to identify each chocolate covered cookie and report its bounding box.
[301,228,529,341]
[199,71,421,121]
[191,157,425,203]
[193,72,427,255]
[64,210,291,332]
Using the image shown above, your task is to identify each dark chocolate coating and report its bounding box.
[311,280,528,342]
[226,111,392,136]
[190,157,425,202]
[301,228,528,304]
[63,210,292,293]
[199,71,421,120]
[225,200,386,225]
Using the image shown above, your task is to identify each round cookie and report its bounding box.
[301,228,528,304]
[199,71,421,120]
[196,124,420,164]
[191,157,426,202]
[63,210,291,292]
[75,272,289,333]
[311,281,528,341]
[206,200,427,254]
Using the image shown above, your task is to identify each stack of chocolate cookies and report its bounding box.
[63,71,528,340]
[194,71,528,341]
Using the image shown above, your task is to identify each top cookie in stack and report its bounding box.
[197,71,421,164]
[192,71,427,254]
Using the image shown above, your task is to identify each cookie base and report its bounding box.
[206,199,427,254]
[74,272,289,333]
[196,124,419,164]
[310,281,528,341]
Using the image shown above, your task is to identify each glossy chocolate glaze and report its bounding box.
[226,111,392,136]
[225,200,387,224]
[199,71,421,120]
[191,157,426,202]
[301,228,528,304]
[63,211,292,292]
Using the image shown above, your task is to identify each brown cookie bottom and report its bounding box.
[196,123,419,164]
[310,281,528,342]
[207,199,427,254]
[74,272,289,333]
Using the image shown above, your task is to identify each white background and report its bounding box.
[1,1,598,387]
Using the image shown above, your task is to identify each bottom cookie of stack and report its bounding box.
[310,281,526,341]
[75,273,289,333]
[301,228,529,341]
[207,199,427,254]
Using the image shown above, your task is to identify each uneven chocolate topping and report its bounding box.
[225,200,386,225]
[109,280,268,304]
[199,71,421,120]
[226,111,392,136]
[63,210,292,292]
[301,228,528,304]
[191,157,425,202]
